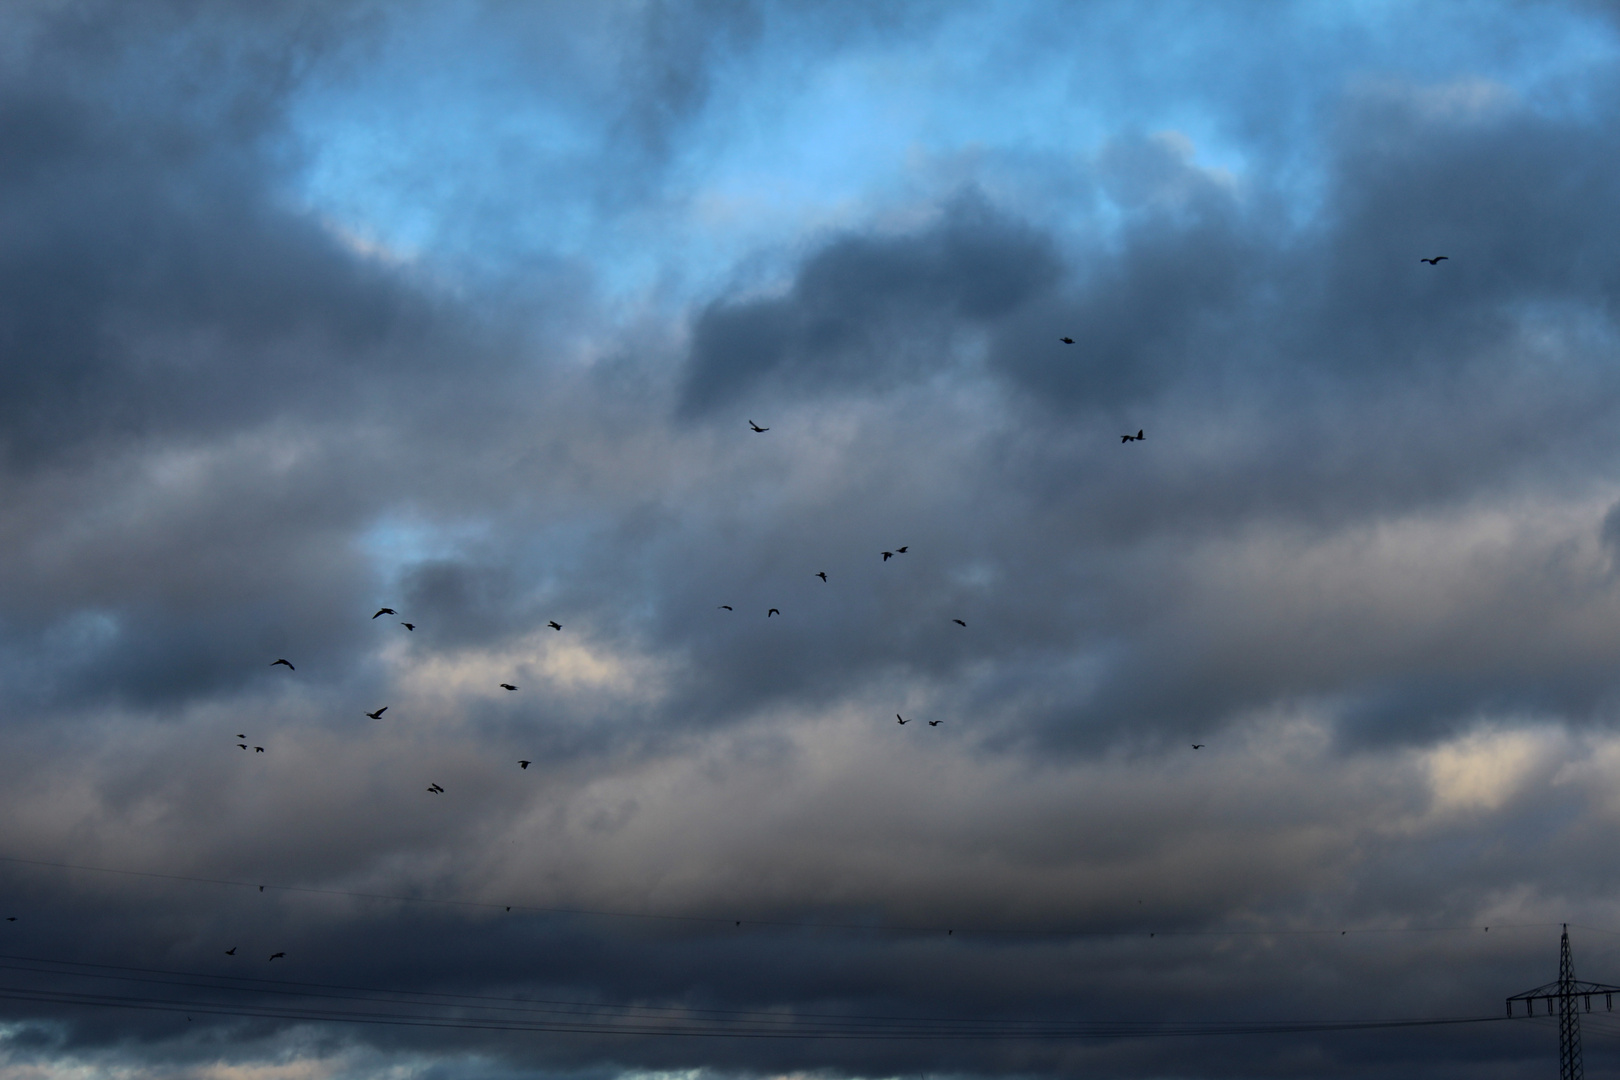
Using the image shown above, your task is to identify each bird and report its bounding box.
[767,608,780,617]
[270,659,294,670]
[236,734,245,739]
[268,952,285,961]
[500,684,518,691]
[428,783,444,793]
[1121,429,1143,443]
[928,720,942,726]
[237,744,247,750]
[400,622,415,631]
[816,572,826,582]
[519,760,531,769]
[881,551,894,561]
[372,608,395,619]
[1191,743,1204,749]
[953,619,966,627]
[4,917,14,922]
[259,886,264,892]
[225,947,236,956]
[718,605,732,611]
[1420,256,1448,264]
[896,546,908,554]
[254,746,264,753]
[366,707,387,719]
[896,714,908,725]
[1060,337,1075,344]
[748,420,769,432]
[547,621,562,631]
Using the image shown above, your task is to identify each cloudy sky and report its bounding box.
[7,1,1620,1076]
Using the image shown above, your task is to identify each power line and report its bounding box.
[0,978,1506,1041]
[0,853,1570,941]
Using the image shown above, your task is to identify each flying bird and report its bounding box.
[816,572,826,582]
[372,608,395,619]
[519,760,531,769]
[928,720,942,727]
[236,734,245,739]
[748,420,769,432]
[1420,256,1448,264]
[500,684,518,691]
[428,783,444,793]
[268,952,285,961]
[254,747,264,753]
[1191,743,1204,749]
[1121,429,1143,443]
[718,605,732,611]
[547,621,562,631]
[952,619,966,627]
[225,947,236,955]
[366,707,387,719]
[1060,337,1075,344]
[767,608,780,617]
[882,551,894,561]
[237,744,246,750]
[896,546,908,554]
[896,714,908,725]
[270,659,294,670]
[5,917,14,922]
[400,622,414,631]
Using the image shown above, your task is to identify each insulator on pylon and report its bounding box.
[1585,994,1592,1012]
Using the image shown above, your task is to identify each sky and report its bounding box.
[7,0,1620,1077]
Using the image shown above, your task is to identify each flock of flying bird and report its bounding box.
[208,275,1454,958]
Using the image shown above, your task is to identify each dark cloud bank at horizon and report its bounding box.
[5,2,1620,1078]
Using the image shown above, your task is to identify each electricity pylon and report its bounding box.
[1507,925,1620,1080]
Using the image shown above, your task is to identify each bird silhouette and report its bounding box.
[881,551,894,561]
[237,744,246,750]
[1060,337,1075,344]
[254,747,264,753]
[816,572,826,581]
[366,707,387,719]
[519,760,531,769]
[225,947,236,955]
[547,621,562,630]
[767,608,780,617]
[718,605,732,611]
[500,683,518,691]
[428,783,444,793]
[400,622,415,631]
[372,608,395,619]
[896,546,908,554]
[1191,743,1204,749]
[896,714,908,725]
[5,917,15,922]
[268,952,285,961]
[748,420,769,432]
[1420,256,1448,264]
[270,659,294,670]
[236,734,245,739]
[953,619,966,627]
[1121,429,1143,443]
[928,720,942,726]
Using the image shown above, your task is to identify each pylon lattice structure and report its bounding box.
[1507,925,1620,1080]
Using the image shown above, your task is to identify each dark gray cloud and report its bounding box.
[5,2,1620,1079]
[679,191,1063,414]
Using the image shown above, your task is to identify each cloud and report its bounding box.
[5,2,1620,1079]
